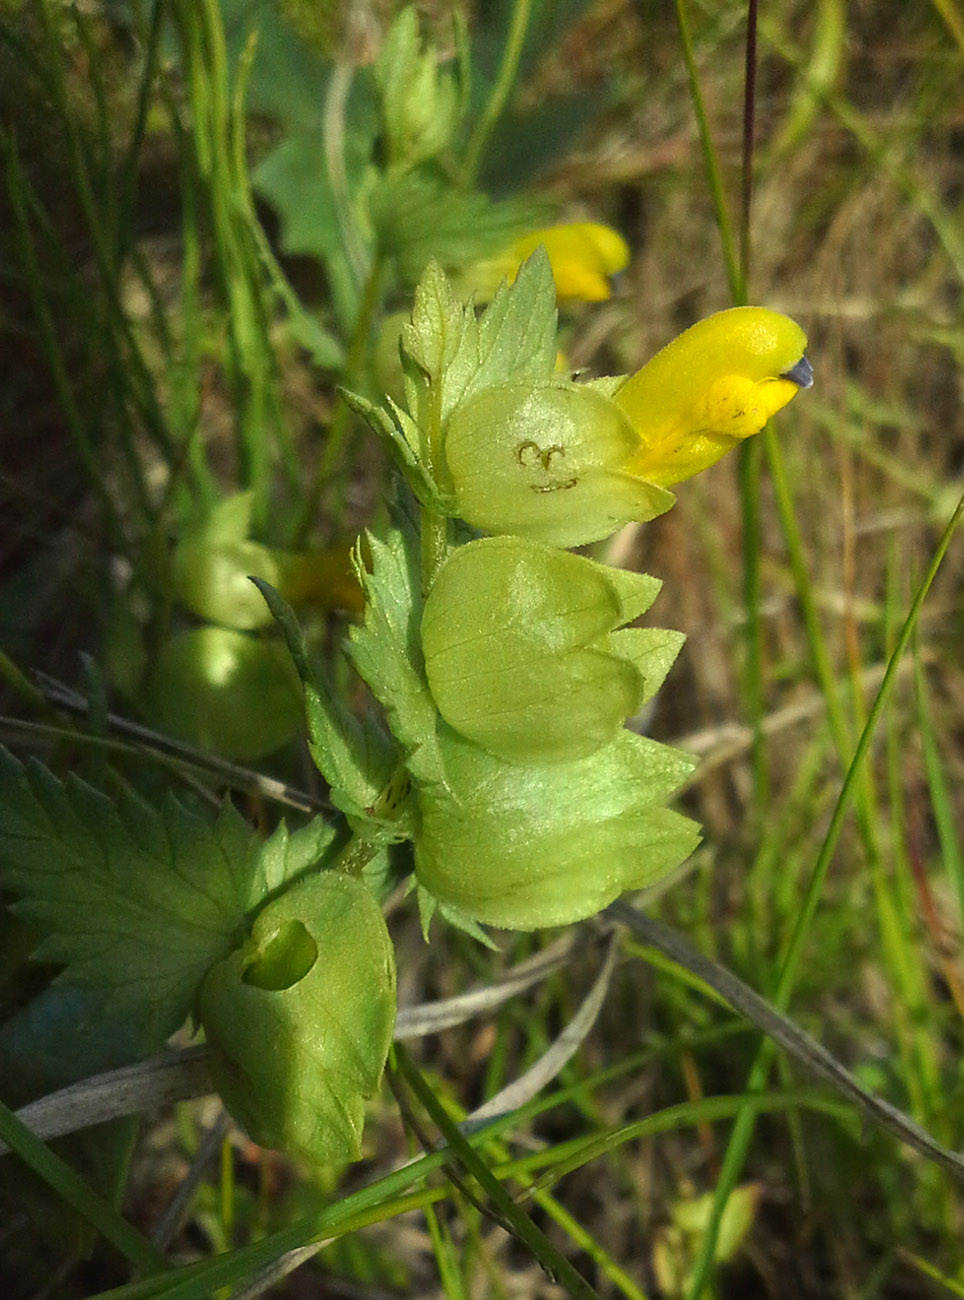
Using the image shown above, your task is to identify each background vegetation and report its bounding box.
[1,1,964,1297]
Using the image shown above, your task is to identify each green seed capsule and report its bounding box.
[198,873,396,1164]
[421,537,683,764]
[443,382,674,547]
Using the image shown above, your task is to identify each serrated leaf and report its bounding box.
[0,749,339,1051]
[369,167,554,286]
[253,133,344,262]
[338,388,443,506]
[347,528,440,774]
[252,123,375,328]
[402,250,558,433]
[252,578,397,819]
[416,885,499,949]
[402,260,476,417]
[0,985,164,1099]
[253,815,339,904]
[470,249,559,391]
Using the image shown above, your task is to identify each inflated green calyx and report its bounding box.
[443,381,674,548]
[421,537,684,764]
[415,724,701,930]
[198,873,396,1165]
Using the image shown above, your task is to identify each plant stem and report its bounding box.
[294,256,386,546]
[463,0,532,184]
[672,0,742,303]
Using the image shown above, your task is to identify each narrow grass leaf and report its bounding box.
[915,647,964,928]
[682,493,964,1300]
[393,1044,603,1300]
[0,1097,167,1276]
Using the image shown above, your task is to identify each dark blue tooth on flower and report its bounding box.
[782,354,814,388]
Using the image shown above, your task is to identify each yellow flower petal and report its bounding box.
[615,307,810,487]
[465,222,630,303]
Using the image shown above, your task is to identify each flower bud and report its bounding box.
[421,537,683,763]
[173,493,279,631]
[415,725,700,930]
[145,627,304,761]
[375,8,459,169]
[198,873,396,1163]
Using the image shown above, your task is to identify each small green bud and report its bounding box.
[443,381,674,547]
[375,8,460,170]
[415,725,701,930]
[198,873,396,1164]
[421,537,684,764]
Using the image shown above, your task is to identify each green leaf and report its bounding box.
[402,248,559,431]
[222,0,334,130]
[370,167,554,286]
[471,249,560,393]
[0,749,339,1051]
[338,387,445,508]
[252,578,398,821]
[415,885,499,950]
[401,259,475,421]
[198,872,396,1163]
[253,132,346,262]
[252,119,375,328]
[347,528,440,779]
[254,814,341,905]
[0,985,161,1098]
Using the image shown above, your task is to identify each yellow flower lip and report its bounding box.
[614,306,812,488]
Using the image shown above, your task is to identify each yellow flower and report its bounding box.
[464,222,630,303]
[442,304,812,548]
[614,306,813,487]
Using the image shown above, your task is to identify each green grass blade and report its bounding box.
[915,646,964,928]
[684,494,964,1299]
[393,1044,603,1300]
[0,1097,167,1276]
[671,0,741,303]
[464,0,532,184]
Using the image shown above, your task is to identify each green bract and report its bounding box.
[421,537,684,763]
[198,873,396,1164]
[415,724,701,930]
[443,381,674,548]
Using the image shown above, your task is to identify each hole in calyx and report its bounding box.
[241,918,318,991]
